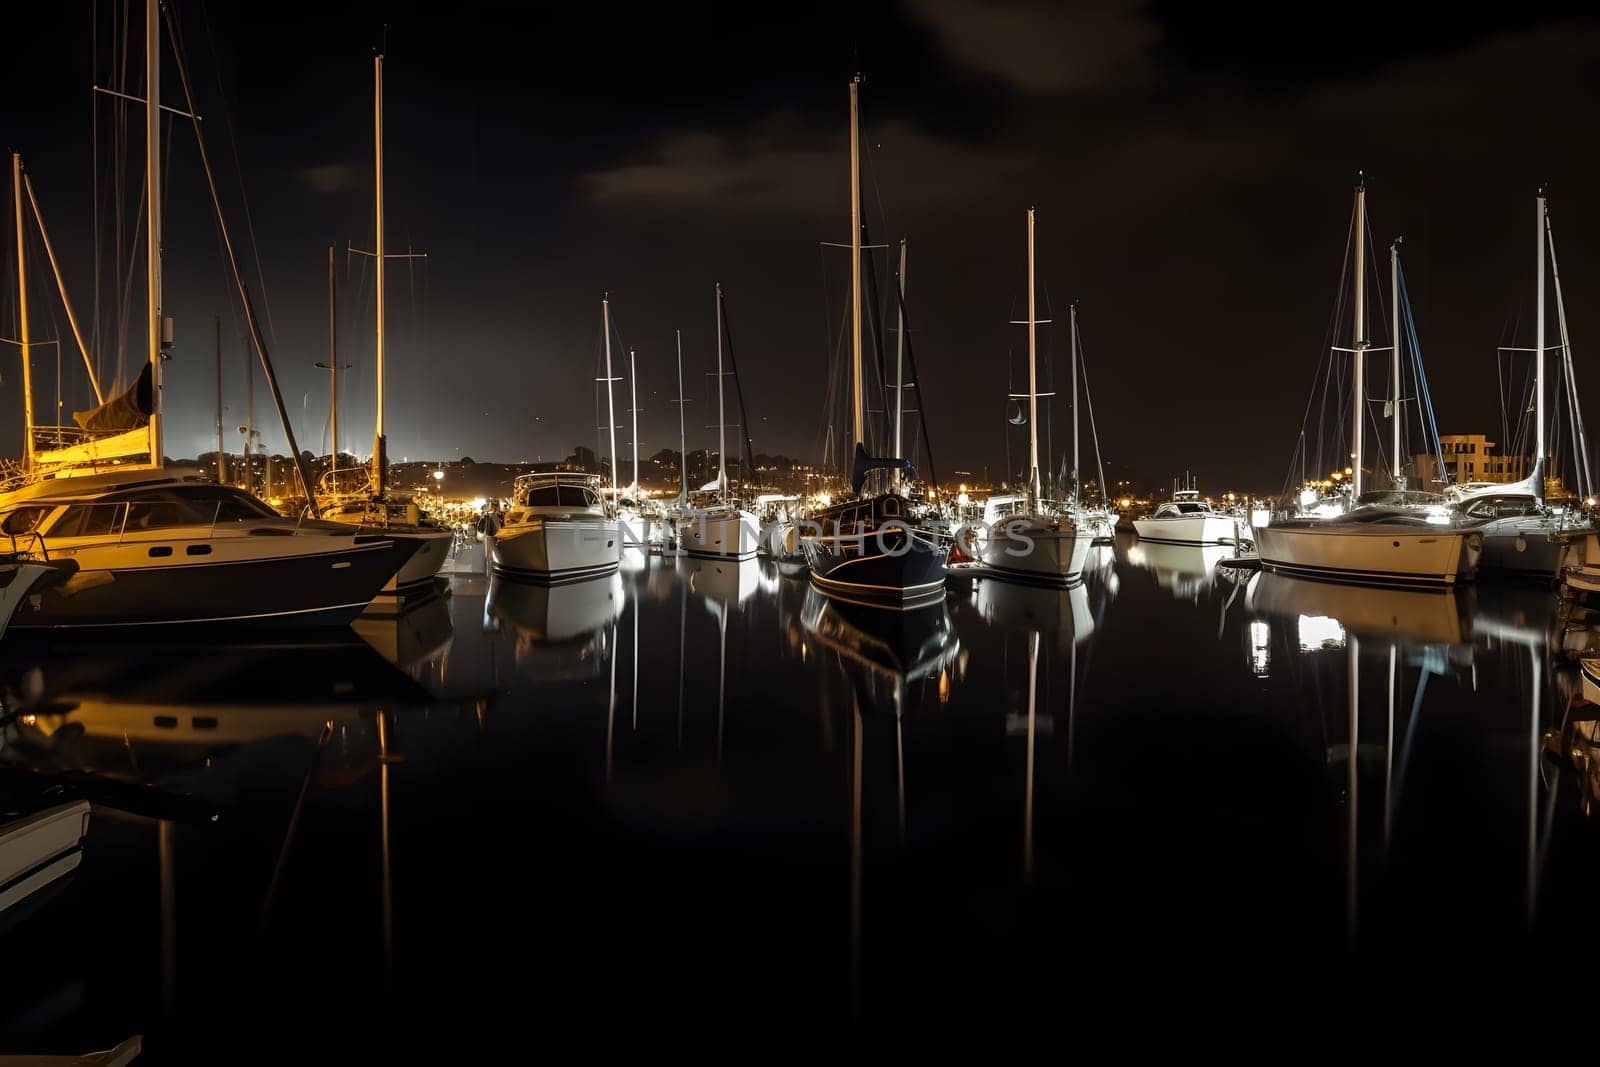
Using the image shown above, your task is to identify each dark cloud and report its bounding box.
[908,0,1160,94]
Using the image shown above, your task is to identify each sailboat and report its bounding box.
[1255,180,1482,586]
[315,54,453,593]
[974,209,1093,585]
[1456,194,1592,577]
[490,298,622,582]
[679,285,760,559]
[798,77,949,607]
[0,1,420,630]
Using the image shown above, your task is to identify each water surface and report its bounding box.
[3,535,1597,1053]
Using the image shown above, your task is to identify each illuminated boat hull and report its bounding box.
[1131,513,1239,545]
[490,517,620,583]
[678,508,760,560]
[1255,520,1481,586]
[976,515,1093,585]
[383,526,455,591]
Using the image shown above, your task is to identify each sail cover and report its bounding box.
[72,363,153,433]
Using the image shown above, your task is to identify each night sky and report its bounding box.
[6,2,1600,491]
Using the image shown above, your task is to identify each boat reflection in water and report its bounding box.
[483,573,623,680]
[1245,569,1472,648]
[353,587,455,685]
[967,574,1095,651]
[1125,539,1230,601]
[0,635,433,779]
[800,587,960,698]
[1242,564,1566,933]
[798,585,961,1009]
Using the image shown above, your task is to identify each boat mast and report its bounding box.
[629,347,639,494]
[1546,208,1594,498]
[371,53,387,494]
[1071,301,1080,509]
[1026,207,1040,511]
[675,329,688,503]
[146,0,163,468]
[328,245,339,476]
[1351,179,1366,499]
[22,172,101,404]
[214,317,224,482]
[11,153,35,471]
[715,283,727,499]
[1536,192,1546,500]
[603,295,618,496]
[892,236,907,484]
[849,75,863,452]
[1390,239,1402,488]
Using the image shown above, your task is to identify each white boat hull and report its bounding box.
[383,526,455,592]
[1131,513,1239,545]
[490,517,621,582]
[1,800,90,916]
[1255,523,1481,586]
[679,509,760,559]
[977,516,1093,584]
[0,561,69,638]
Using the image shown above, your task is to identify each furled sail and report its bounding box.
[72,363,153,433]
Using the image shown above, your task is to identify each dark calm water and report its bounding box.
[4,533,1599,1055]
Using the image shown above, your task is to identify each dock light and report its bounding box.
[1118,497,1132,509]
[433,470,445,481]
[1587,497,1597,508]
[1331,471,1342,481]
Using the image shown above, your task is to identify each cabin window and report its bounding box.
[148,546,173,558]
[186,544,212,556]
[124,499,209,531]
[523,485,597,508]
[48,503,126,538]
[882,498,899,517]
[1,506,49,536]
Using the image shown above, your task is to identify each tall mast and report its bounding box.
[23,172,101,404]
[1391,240,1402,488]
[675,329,688,502]
[1547,209,1594,497]
[1070,301,1080,509]
[629,347,639,494]
[849,75,863,450]
[214,317,224,482]
[893,237,907,474]
[371,52,387,494]
[1351,180,1366,499]
[1536,192,1546,497]
[1026,207,1040,510]
[603,295,618,496]
[329,244,339,474]
[11,153,35,471]
[146,0,163,467]
[715,283,727,498]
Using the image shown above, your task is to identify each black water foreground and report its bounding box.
[3,535,1598,1055]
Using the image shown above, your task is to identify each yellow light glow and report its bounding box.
[1118,497,1131,509]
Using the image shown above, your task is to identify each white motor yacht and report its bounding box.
[1131,489,1240,545]
[490,469,621,583]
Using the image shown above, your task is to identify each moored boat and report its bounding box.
[490,469,621,583]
